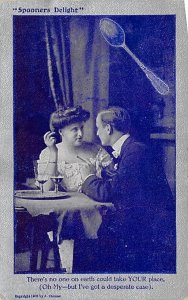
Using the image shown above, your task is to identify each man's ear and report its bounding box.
[106,124,113,135]
[58,129,63,136]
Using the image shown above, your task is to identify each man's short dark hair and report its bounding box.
[99,106,131,133]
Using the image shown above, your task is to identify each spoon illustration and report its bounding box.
[100,18,169,95]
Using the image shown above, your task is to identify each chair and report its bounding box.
[29,213,61,272]
[15,207,32,254]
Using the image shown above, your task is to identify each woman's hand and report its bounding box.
[44,131,58,151]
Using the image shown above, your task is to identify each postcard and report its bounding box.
[0,0,188,299]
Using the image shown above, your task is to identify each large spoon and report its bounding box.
[100,18,169,95]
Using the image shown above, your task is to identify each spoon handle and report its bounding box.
[122,44,169,95]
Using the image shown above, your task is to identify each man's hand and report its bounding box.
[44,131,58,151]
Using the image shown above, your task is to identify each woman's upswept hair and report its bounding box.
[49,106,90,132]
[99,106,131,133]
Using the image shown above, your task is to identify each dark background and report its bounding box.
[14,15,175,190]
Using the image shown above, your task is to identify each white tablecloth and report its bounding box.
[15,191,114,239]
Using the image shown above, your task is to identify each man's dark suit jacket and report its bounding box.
[82,137,175,255]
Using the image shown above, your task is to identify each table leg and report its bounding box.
[53,229,61,271]
[29,223,38,272]
[58,240,74,273]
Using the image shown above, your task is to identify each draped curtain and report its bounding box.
[44,16,109,141]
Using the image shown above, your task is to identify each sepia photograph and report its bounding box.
[14,14,176,275]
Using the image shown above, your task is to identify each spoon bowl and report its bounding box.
[99,18,125,47]
[99,18,170,95]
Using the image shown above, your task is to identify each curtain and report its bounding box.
[45,16,109,141]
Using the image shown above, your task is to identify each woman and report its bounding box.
[38,106,113,192]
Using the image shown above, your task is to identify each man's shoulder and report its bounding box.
[121,137,147,152]
[118,138,148,162]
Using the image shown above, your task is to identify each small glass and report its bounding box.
[50,176,63,193]
[33,160,48,194]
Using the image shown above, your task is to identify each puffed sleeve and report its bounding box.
[38,146,62,176]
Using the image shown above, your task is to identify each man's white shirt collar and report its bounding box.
[112,134,130,158]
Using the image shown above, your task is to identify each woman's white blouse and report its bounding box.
[38,143,112,192]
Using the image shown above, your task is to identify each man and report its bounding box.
[81,106,175,272]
